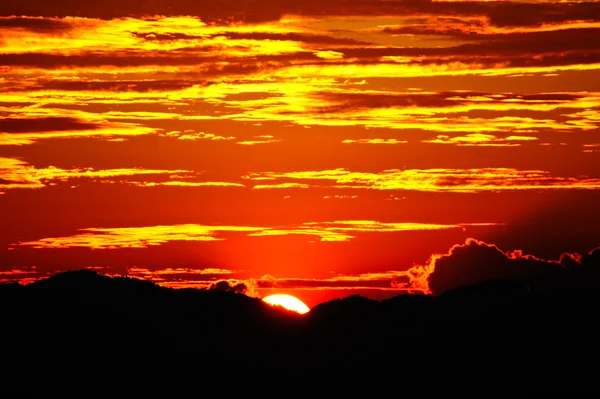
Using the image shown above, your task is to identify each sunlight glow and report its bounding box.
[262,294,310,314]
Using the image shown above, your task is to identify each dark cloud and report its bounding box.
[311,50,600,72]
[1,0,599,26]
[0,117,100,133]
[421,239,600,296]
[256,276,409,290]
[426,238,568,295]
[16,79,199,93]
[344,27,600,57]
[316,91,585,112]
[133,31,367,45]
[213,32,367,45]
[319,91,466,109]
[130,32,207,41]
[456,28,600,55]
[207,280,248,294]
[0,16,73,32]
[487,1,600,27]
[0,52,214,68]
[383,27,600,54]
[0,51,317,69]
[3,29,598,73]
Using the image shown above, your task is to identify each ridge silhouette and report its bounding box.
[2,268,599,393]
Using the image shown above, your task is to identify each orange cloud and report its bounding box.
[582,143,600,153]
[119,266,241,289]
[129,181,245,188]
[342,138,407,144]
[0,157,193,193]
[254,271,413,291]
[13,224,264,249]
[13,220,501,248]
[236,135,282,145]
[252,220,500,242]
[0,266,49,284]
[162,130,235,141]
[252,183,311,190]
[2,1,599,28]
[422,133,538,146]
[244,168,600,193]
[210,88,600,132]
[0,116,157,145]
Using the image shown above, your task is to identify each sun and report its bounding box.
[262,294,310,314]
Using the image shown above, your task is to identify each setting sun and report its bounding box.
[262,294,311,314]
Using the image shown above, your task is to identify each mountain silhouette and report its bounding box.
[2,269,599,393]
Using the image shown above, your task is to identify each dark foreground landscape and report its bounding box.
[2,267,600,394]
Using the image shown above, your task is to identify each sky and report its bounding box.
[1,0,599,309]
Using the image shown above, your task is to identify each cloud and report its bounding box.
[221,88,600,132]
[162,130,235,141]
[207,280,250,294]
[117,266,248,290]
[128,181,245,188]
[342,138,407,144]
[0,116,157,145]
[381,26,600,55]
[206,31,367,46]
[2,13,599,80]
[422,133,538,146]
[13,224,262,249]
[248,220,500,242]
[0,16,73,32]
[0,157,194,193]
[0,117,100,133]
[244,168,600,193]
[255,272,412,291]
[236,135,282,145]
[0,264,415,297]
[2,0,599,27]
[5,243,599,301]
[12,220,500,248]
[16,79,199,93]
[582,143,600,153]
[0,266,47,284]
[404,238,595,295]
[2,12,600,136]
[252,182,311,190]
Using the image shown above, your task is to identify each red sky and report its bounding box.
[1,0,600,308]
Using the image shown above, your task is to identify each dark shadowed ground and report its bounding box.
[2,267,600,394]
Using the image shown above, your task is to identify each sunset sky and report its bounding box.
[1,0,599,308]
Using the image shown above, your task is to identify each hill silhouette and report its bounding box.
[2,269,599,393]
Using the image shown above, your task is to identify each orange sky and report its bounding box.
[1,0,600,308]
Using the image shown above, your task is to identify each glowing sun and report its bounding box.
[262,294,310,314]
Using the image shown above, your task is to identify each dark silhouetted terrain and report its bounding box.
[2,268,600,393]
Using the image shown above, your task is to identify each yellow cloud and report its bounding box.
[342,138,407,144]
[0,157,244,193]
[422,133,538,146]
[14,220,500,248]
[244,168,600,192]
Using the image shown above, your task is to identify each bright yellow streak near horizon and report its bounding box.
[262,294,311,315]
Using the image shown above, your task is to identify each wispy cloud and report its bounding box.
[0,116,157,145]
[236,135,282,145]
[0,157,242,193]
[342,138,407,144]
[13,220,500,248]
[422,133,538,146]
[244,168,600,193]
[2,11,600,142]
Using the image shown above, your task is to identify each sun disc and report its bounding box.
[262,294,310,314]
